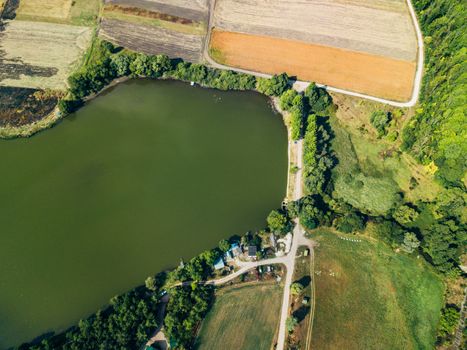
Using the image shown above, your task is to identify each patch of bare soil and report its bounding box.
[105,0,208,22]
[0,20,92,89]
[0,87,58,127]
[104,4,197,25]
[211,30,415,101]
[100,18,203,62]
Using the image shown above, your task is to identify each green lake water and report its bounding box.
[0,80,287,348]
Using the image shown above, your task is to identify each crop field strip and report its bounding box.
[0,20,92,89]
[195,283,282,350]
[99,18,204,62]
[211,30,416,101]
[105,0,208,22]
[102,4,206,35]
[16,0,72,20]
[213,0,417,62]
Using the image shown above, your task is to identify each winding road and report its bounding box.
[203,0,424,108]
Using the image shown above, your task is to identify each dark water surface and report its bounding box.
[0,80,287,348]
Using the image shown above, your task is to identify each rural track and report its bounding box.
[203,0,424,108]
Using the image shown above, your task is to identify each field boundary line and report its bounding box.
[306,246,316,350]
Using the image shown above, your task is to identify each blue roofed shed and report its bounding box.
[213,257,225,270]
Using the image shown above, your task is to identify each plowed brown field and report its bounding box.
[211,30,415,101]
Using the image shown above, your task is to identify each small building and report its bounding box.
[230,243,242,257]
[302,296,310,305]
[224,250,234,262]
[213,257,225,270]
[248,245,257,258]
[304,248,310,257]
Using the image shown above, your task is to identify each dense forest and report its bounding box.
[402,0,466,187]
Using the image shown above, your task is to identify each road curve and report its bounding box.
[203,0,424,108]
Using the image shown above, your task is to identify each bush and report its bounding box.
[279,89,299,111]
[267,209,290,234]
[334,212,365,233]
[58,99,83,115]
[304,82,333,114]
[370,110,391,137]
[400,232,420,253]
[437,306,459,341]
[256,73,290,96]
[392,204,419,226]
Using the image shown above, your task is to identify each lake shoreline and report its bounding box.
[0,79,289,349]
[0,76,287,140]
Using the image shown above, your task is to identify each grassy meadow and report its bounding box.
[329,94,441,215]
[195,283,282,350]
[310,229,444,350]
[15,0,101,26]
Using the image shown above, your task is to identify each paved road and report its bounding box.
[203,0,424,108]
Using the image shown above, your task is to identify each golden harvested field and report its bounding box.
[211,30,415,101]
[0,20,92,90]
[16,0,72,20]
[214,0,417,62]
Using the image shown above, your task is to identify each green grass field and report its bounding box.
[195,283,282,350]
[329,94,441,215]
[14,0,100,26]
[310,229,444,350]
[330,113,441,215]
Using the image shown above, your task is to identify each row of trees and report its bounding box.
[59,40,292,116]
[303,114,335,194]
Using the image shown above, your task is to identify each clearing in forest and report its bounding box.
[310,229,443,350]
[329,94,442,214]
[195,283,282,350]
[210,30,416,101]
[0,20,92,90]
